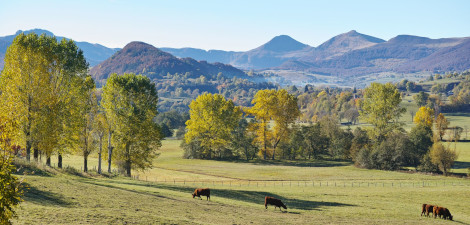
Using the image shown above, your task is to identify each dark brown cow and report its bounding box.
[192,188,210,200]
[265,196,287,211]
[433,206,453,220]
[421,204,434,217]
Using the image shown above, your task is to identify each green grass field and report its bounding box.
[13,139,470,224]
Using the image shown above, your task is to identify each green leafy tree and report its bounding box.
[160,123,173,138]
[409,124,433,167]
[435,113,449,141]
[231,119,257,160]
[185,93,242,159]
[76,76,98,172]
[0,118,24,224]
[350,127,370,161]
[93,112,108,174]
[102,73,162,176]
[413,91,429,107]
[430,142,458,176]
[361,83,405,141]
[302,124,329,159]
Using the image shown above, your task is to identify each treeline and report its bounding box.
[155,72,277,112]
[0,33,162,177]
[182,83,460,176]
[398,71,470,113]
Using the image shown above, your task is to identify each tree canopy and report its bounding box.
[185,93,242,159]
[102,73,162,176]
[361,83,405,140]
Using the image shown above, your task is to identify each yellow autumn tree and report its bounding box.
[185,93,242,159]
[414,106,434,128]
[0,33,88,166]
[247,89,300,160]
[435,113,449,141]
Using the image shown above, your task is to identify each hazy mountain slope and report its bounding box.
[0,29,119,68]
[90,41,247,82]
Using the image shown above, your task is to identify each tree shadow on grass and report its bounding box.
[215,158,352,168]
[23,184,75,207]
[453,161,470,169]
[88,179,355,211]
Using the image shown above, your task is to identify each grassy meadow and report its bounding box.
[13,138,470,224]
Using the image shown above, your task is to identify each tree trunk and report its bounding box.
[245,146,249,161]
[263,125,267,160]
[125,159,131,177]
[33,148,39,162]
[26,139,31,162]
[46,156,51,167]
[84,156,88,173]
[98,134,103,174]
[107,130,113,173]
[26,97,32,161]
[58,153,62,168]
[125,143,131,177]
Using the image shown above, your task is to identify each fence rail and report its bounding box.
[128,175,470,189]
[17,159,470,189]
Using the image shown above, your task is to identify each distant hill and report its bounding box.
[90,41,247,84]
[277,34,470,76]
[298,30,385,62]
[163,35,312,70]
[0,29,119,68]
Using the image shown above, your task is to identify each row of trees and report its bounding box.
[0,33,162,177]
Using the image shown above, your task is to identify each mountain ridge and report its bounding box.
[89,41,247,85]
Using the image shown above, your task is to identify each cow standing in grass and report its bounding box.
[421,204,434,217]
[433,206,453,220]
[192,188,210,200]
[265,196,287,211]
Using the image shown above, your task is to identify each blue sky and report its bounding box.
[1,0,469,51]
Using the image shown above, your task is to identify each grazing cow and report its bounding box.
[433,206,453,220]
[421,204,434,217]
[192,188,210,200]
[265,196,287,211]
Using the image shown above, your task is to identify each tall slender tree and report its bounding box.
[102,73,161,176]
[361,83,405,141]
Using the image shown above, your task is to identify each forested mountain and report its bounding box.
[0,29,119,68]
[90,41,248,84]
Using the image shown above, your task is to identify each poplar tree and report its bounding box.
[0,33,87,164]
[102,73,161,176]
[361,83,405,141]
